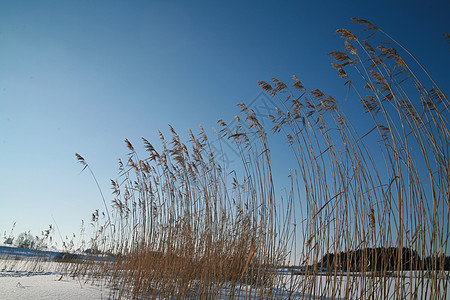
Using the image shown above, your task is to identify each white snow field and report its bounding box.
[0,255,111,300]
[1,247,449,299]
[1,271,111,300]
[2,266,449,299]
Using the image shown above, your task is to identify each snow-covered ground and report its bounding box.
[0,271,112,300]
[2,266,449,299]
[0,246,113,299]
[1,247,449,299]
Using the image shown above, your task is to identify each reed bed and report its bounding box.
[66,19,449,299]
[254,18,449,299]
[74,122,285,299]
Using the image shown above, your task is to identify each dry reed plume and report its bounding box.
[254,18,449,299]
[66,18,449,299]
[76,123,284,299]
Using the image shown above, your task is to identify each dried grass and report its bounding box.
[19,18,448,299]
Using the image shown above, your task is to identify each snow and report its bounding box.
[1,247,449,299]
[0,248,113,300]
[2,268,448,299]
[0,272,111,300]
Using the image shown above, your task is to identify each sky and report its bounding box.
[1,0,449,247]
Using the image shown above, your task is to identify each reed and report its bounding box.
[68,18,448,299]
[255,18,449,299]
[74,123,285,299]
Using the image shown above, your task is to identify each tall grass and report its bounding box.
[255,18,449,299]
[70,19,449,299]
[75,123,285,299]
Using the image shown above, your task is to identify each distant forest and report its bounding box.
[320,247,450,271]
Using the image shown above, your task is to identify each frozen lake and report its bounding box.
[1,247,449,299]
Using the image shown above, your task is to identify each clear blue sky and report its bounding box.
[1,0,449,245]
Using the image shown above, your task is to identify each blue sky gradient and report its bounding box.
[1,0,449,246]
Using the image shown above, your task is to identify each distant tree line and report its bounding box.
[320,247,450,271]
[15,232,46,249]
[3,231,48,250]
